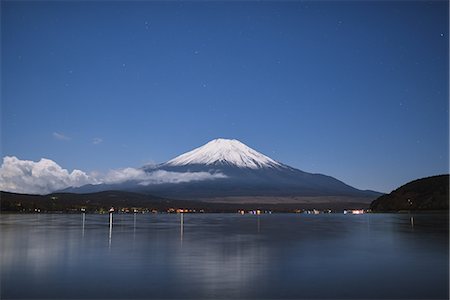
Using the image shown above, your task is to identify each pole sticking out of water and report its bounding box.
[109,207,114,248]
[81,208,86,238]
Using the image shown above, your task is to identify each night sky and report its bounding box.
[2,1,448,192]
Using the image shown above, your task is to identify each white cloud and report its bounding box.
[102,168,226,185]
[53,132,70,141]
[141,170,227,185]
[0,156,227,195]
[92,138,103,145]
[102,167,147,184]
[0,156,94,194]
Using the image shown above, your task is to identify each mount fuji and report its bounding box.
[164,138,282,169]
[65,138,381,203]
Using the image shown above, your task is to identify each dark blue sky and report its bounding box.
[2,1,448,192]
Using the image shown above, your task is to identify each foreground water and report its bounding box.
[0,213,448,299]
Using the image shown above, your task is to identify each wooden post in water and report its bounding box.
[81,208,86,237]
[109,207,114,248]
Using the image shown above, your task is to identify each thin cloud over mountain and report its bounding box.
[102,167,226,185]
[52,132,71,141]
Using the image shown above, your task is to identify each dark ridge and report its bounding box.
[370,175,449,212]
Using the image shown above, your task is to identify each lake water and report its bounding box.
[0,213,448,299]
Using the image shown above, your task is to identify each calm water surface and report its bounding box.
[0,213,448,299]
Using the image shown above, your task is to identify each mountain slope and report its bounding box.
[140,163,378,199]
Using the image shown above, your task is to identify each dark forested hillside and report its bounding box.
[370,175,449,212]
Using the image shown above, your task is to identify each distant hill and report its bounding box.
[370,175,449,212]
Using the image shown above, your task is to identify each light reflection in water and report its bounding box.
[82,212,85,238]
[133,212,137,240]
[109,213,113,249]
[180,213,184,246]
[257,216,260,233]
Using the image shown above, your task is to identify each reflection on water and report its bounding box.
[180,212,184,245]
[81,212,85,238]
[133,213,136,236]
[108,212,113,249]
[0,213,448,299]
[257,215,260,233]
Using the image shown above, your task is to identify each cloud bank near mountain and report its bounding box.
[102,167,226,185]
[0,156,94,194]
[0,156,226,195]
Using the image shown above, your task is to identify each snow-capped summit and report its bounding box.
[164,138,282,169]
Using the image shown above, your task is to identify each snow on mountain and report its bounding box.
[164,138,282,169]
